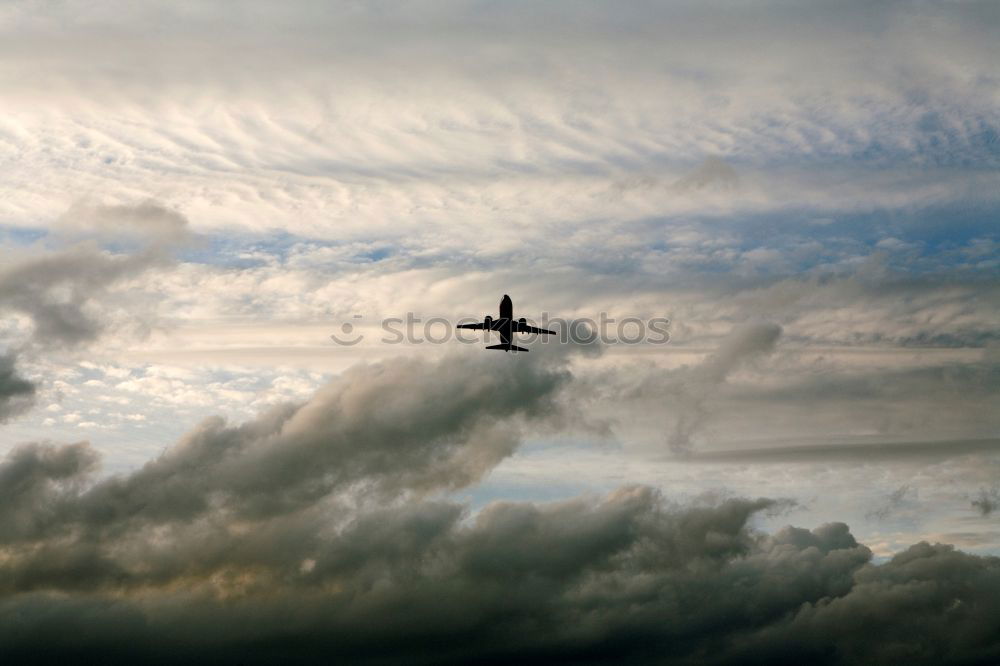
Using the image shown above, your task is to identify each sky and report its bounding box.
[0,1,999,663]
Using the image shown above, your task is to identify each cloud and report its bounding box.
[0,200,189,349]
[1,0,998,247]
[0,352,35,422]
[667,322,782,455]
[1,345,999,663]
[0,201,191,425]
[0,350,573,546]
[56,200,191,244]
[0,440,98,542]
[2,473,1000,663]
[727,540,1000,665]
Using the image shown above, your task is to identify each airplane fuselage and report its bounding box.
[458,294,554,352]
[496,294,514,347]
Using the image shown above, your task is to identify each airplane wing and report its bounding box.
[457,322,488,330]
[517,323,556,335]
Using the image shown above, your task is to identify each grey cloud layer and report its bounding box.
[2,351,1000,663]
[0,351,571,548]
[3,463,1000,664]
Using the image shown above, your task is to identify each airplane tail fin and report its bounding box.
[486,344,529,352]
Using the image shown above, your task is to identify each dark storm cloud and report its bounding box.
[0,200,189,348]
[0,440,98,544]
[724,541,1000,665]
[2,482,1000,664]
[0,352,36,422]
[0,350,572,548]
[1,350,999,664]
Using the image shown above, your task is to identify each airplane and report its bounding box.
[457,294,555,352]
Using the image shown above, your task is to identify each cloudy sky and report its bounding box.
[1,1,999,663]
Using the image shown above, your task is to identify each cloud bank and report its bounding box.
[2,350,1000,664]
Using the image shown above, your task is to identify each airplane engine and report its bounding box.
[484,315,493,329]
[518,317,527,329]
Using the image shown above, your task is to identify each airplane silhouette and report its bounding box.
[457,294,555,352]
